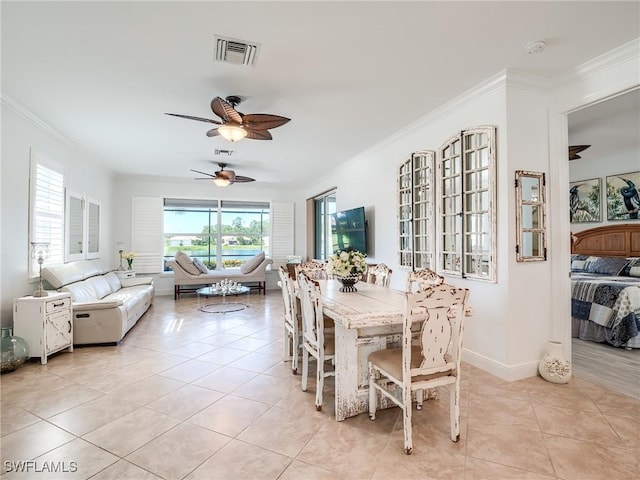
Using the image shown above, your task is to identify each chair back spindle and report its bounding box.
[368,263,392,287]
[278,266,301,373]
[405,268,445,292]
[297,271,335,411]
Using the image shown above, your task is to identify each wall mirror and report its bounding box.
[515,170,547,262]
[65,190,85,261]
[87,199,100,259]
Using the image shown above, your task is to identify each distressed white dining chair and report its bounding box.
[405,268,447,402]
[278,266,301,374]
[297,261,328,280]
[405,268,445,292]
[368,283,470,454]
[297,271,335,411]
[367,263,392,287]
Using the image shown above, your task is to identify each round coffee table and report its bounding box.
[197,285,250,314]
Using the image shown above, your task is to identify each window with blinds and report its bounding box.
[270,201,294,268]
[132,196,165,274]
[29,151,64,276]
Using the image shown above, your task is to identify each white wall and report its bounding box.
[294,71,555,379]
[503,84,554,372]
[1,99,115,327]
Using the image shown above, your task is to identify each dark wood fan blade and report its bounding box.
[190,169,217,178]
[245,129,272,140]
[242,114,291,131]
[165,113,221,125]
[206,128,221,137]
[569,145,590,160]
[231,175,255,183]
[211,97,242,123]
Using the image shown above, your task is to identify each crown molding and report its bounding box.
[553,38,640,87]
[350,70,510,161]
[504,69,553,94]
[1,92,80,149]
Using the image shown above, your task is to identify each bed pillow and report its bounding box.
[570,254,591,272]
[586,256,630,276]
[175,251,201,275]
[192,257,209,274]
[240,252,265,274]
[620,258,640,277]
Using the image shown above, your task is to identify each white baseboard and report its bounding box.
[462,348,540,381]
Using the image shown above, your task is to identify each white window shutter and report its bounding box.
[270,201,294,268]
[132,196,164,274]
[29,151,65,275]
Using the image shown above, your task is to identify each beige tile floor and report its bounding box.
[1,292,639,480]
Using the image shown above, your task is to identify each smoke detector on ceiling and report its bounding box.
[214,35,260,66]
[525,40,547,54]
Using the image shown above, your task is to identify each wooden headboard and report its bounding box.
[571,224,640,257]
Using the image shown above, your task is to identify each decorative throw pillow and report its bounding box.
[586,256,630,276]
[240,252,265,274]
[175,251,201,275]
[192,257,208,274]
[620,258,640,277]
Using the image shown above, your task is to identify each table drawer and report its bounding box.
[45,297,71,314]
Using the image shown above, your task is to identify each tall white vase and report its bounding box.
[538,340,571,384]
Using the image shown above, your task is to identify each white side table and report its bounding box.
[13,291,73,365]
[115,270,136,280]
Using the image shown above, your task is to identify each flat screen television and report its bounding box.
[330,206,367,255]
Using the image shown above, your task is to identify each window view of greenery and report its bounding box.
[314,190,336,260]
[164,200,269,270]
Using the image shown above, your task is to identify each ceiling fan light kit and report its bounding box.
[218,124,248,142]
[213,177,231,187]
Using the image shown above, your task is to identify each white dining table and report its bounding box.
[316,279,407,421]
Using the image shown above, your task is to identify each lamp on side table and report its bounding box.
[30,242,49,297]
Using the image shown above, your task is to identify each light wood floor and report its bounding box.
[572,338,640,400]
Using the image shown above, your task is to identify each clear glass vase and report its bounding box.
[1,327,29,373]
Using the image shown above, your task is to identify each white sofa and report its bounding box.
[42,260,154,345]
[167,252,273,299]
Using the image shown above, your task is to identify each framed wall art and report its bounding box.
[569,178,601,223]
[606,171,640,221]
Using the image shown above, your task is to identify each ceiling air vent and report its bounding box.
[214,149,234,156]
[214,36,260,67]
